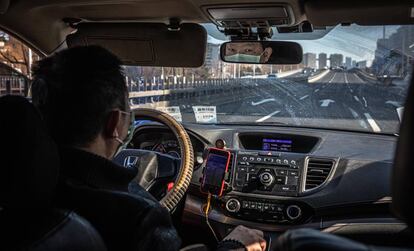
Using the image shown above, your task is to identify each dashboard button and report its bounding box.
[249,157,255,161]
[263,204,270,211]
[249,167,257,173]
[249,202,257,209]
[276,170,287,176]
[259,172,274,186]
[238,167,247,172]
[226,199,241,213]
[256,157,262,162]
[242,201,249,209]
[257,203,263,211]
[290,160,297,165]
[235,172,247,181]
[279,185,297,192]
[275,176,287,185]
[236,180,244,187]
[242,156,248,161]
[288,171,299,176]
[276,159,282,164]
[283,159,289,165]
[286,205,302,220]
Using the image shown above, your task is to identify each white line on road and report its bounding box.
[320,99,335,107]
[348,107,368,129]
[397,107,404,122]
[251,98,276,106]
[353,73,365,83]
[362,97,368,107]
[308,69,330,83]
[364,113,381,132]
[344,73,354,93]
[314,89,320,93]
[256,110,281,122]
[300,95,309,100]
[328,73,337,83]
[353,96,360,102]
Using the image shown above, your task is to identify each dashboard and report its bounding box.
[129,125,207,168]
[128,122,401,238]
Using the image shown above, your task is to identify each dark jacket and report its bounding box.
[55,147,181,251]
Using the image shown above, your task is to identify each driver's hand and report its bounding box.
[223,225,266,251]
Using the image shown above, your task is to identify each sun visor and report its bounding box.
[305,0,414,26]
[66,23,207,67]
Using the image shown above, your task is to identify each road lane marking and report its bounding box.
[397,107,404,122]
[364,113,381,132]
[308,70,330,83]
[300,95,309,100]
[328,73,337,83]
[362,97,368,107]
[385,100,402,107]
[314,89,320,93]
[353,96,360,102]
[251,98,276,106]
[348,107,368,129]
[319,99,335,107]
[353,73,365,83]
[256,110,281,122]
[344,73,354,92]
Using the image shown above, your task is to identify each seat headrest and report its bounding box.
[0,95,59,209]
[392,70,414,228]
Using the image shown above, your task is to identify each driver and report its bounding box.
[31,46,267,251]
[224,42,273,63]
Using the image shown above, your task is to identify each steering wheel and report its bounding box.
[113,108,194,212]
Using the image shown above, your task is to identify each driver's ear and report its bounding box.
[104,110,122,139]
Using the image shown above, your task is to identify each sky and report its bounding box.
[206,24,401,66]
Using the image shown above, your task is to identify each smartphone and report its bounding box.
[201,148,231,196]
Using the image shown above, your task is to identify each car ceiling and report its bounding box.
[0,0,413,55]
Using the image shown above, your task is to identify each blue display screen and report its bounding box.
[203,153,228,189]
[262,138,293,152]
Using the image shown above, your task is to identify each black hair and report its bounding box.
[31,45,128,147]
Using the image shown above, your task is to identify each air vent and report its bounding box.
[304,158,335,190]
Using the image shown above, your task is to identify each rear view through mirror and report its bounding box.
[220,41,303,64]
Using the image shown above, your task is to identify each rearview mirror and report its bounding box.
[220,41,303,64]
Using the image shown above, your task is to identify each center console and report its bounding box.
[219,150,312,224]
[215,133,330,225]
[233,151,303,196]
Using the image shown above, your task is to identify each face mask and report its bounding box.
[114,110,135,156]
[225,53,261,63]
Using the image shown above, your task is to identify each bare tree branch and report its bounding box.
[0,50,26,65]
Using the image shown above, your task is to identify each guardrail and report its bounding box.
[0,75,28,96]
[128,70,310,107]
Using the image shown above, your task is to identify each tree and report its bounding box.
[0,34,39,78]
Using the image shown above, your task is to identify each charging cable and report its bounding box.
[204,193,219,242]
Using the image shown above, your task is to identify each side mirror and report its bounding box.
[220,41,303,64]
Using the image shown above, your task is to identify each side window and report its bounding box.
[0,31,40,96]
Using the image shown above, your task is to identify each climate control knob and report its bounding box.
[225,198,241,213]
[286,205,302,220]
[259,172,274,186]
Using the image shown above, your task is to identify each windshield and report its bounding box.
[124,24,412,134]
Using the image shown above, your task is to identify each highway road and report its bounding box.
[135,70,408,134]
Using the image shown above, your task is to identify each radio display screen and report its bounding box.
[262,138,293,152]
